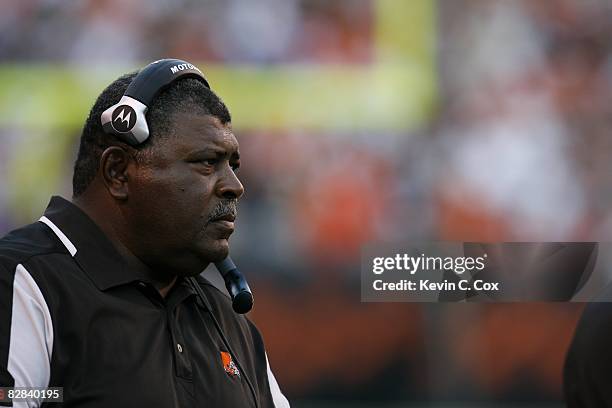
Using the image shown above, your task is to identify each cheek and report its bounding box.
[130,172,215,232]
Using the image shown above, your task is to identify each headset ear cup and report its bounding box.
[101,59,209,146]
[101,103,120,133]
[100,95,150,145]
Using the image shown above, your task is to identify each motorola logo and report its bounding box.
[111,105,137,133]
[170,63,201,74]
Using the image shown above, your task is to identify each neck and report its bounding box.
[72,191,177,298]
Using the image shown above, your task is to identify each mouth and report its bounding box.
[212,214,236,223]
[208,214,236,236]
[206,199,238,237]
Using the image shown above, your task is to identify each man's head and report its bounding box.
[72,69,244,277]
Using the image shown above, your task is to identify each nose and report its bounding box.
[216,164,244,200]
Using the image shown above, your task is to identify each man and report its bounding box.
[0,60,289,407]
[564,299,612,406]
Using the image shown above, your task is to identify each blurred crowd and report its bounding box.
[436,0,612,242]
[0,0,372,63]
[1,0,611,405]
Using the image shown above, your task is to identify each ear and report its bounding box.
[99,146,133,200]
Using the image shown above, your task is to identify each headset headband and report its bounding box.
[100,59,210,145]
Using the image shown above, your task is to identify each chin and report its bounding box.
[172,239,229,278]
[200,238,230,263]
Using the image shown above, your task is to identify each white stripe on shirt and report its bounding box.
[39,216,77,257]
[8,264,54,408]
[266,353,290,408]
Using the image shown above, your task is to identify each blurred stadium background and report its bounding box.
[1,0,612,406]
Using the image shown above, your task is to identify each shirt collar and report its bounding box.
[40,195,149,291]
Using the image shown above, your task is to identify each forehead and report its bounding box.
[167,112,238,154]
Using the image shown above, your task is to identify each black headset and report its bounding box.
[101,58,259,405]
[101,58,209,145]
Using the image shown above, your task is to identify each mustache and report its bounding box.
[207,199,238,223]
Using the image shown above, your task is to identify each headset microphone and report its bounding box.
[215,256,254,314]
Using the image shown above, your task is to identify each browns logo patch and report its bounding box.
[221,351,240,378]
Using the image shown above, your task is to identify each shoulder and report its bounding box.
[0,221,76,324]
[564,300,612,406]
[0,221,68,273]
[570,280,612,356]
[567,301,612,360]
[0,223,60,391]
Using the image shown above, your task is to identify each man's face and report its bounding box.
[124,112,244,276]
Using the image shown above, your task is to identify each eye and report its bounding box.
[201,158,218,166]
[231,162,240,172]
[190,158,217,167]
